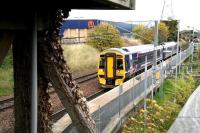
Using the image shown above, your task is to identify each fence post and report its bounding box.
[179,50,181,73]
[119,85,123,127]
[160,51,164,99]
[144,55,147,127]
[132,78,134,101]
[151,72,154,100]
[97,105,101,133]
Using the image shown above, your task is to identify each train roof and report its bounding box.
[105,44,162,55]
[103,41,177,55]
[162,42,177,48]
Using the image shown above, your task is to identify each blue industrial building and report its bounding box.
[59,19,135,43]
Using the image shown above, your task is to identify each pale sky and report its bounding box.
[68,0,200,31]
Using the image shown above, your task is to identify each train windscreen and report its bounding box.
[116,59,123,70]
[99,57,105,69]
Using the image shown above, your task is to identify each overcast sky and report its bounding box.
[68,0,200,30]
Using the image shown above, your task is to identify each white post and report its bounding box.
[174,20,180,103]
[191,43,193,72]
[151,72,154,100]
[160,45,164,98]
[31,12,37,133]
[144,55,147,127]
[153,20,158,88]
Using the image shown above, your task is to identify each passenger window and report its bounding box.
[99,58,105,69]
[116,59,123,70]
[125,55,130,71]
[157,50,160,58]
[132,53,138,63]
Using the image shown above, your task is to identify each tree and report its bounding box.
[87,23,123,51]
[161,20,178,41]
[133,22,169,44]
[133,24,153,44]
[158,22,169,43]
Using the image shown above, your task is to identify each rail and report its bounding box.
[0,71,98,112]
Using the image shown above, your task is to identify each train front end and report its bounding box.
[98,51,125,88]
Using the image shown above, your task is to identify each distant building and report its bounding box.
[59,19,135,44]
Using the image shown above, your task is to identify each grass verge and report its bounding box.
[122,48,200,133]
[122,75,197,133]
[62,44,100,73]
[0,50,13,96]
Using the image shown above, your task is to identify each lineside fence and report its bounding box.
[54,43,195,133]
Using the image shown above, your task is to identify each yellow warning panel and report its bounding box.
[107,57,114,78]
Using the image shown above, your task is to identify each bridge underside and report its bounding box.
[0,1,135,132]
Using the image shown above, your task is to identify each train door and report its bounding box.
[107,57,114,78]
[106,53,116,85]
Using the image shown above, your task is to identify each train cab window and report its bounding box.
[116,59,123,70]
[99,57,105,69]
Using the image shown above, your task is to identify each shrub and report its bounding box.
[175,75,196,106]
[122,74,196,133]
[122,99,180,133]
[87,23,124,51]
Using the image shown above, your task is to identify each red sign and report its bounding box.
[88,20,94,28]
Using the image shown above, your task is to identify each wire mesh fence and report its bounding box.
[92,44,194,133]
[62,44,195,133]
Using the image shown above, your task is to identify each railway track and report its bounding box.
[0,97,14,111]
[0,72,98,112]
[73,72,97,84]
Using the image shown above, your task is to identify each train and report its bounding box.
[97,42,180,88]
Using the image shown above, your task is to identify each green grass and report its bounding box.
[0,50,13,96]
[125,74,196,133]
[154,79,174,105]
[155,48,200,104]
[62,44,100,73]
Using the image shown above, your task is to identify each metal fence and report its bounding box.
[92,75,153,133]
[62,44,194,133]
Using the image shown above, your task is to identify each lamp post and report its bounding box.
[153,20,158,94]
[174,20,180,103]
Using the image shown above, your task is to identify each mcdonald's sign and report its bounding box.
[88,20,94,28]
